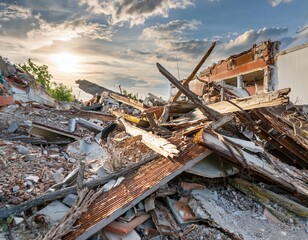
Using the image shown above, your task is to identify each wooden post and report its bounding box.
[170,42,216,103]
[157,62,222,121]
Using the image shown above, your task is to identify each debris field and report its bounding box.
[0,41,307,240]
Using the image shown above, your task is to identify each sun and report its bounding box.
[51,52,79,73]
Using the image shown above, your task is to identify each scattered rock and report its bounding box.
[15,145,31,154]
[24,153,38,161]
[8,122,19,133]
[12,185,20,192]
[25,175,40,183]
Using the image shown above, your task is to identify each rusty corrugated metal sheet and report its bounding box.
[63,142,209,240]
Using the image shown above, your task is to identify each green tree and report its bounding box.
[20,59,74,102]
[49,83,74,102]
[20,59,53,91]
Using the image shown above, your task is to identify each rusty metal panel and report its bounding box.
[63,143,211,240]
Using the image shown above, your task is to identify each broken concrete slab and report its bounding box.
[118,208,135,222]
[189,194,243,239]
[63,194,77,207]
[68,118,76,133]
[25,175,40,183]
[66,139,108,162]
[13,217,24,225]
[191,189,218,201]
[186,153,239,178]
[36,200,70,223]
[15,145,30,154]
[8,122,19,133]
[166,197,199,225]
[102,180,117,192]
[77,118,105,132]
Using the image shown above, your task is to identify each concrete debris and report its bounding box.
[62,194,77,207]
[68,118,76,133]
[7,122,19,133]
[1,41,308,240]
[36,200,70,223]
[15,144,31,154]
[77,118,105,132]
[186,153,239,178]
[25,175,40,183]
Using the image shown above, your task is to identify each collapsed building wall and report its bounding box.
[0,56,55,106]
[189,41,279,97]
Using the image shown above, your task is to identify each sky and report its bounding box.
[0,0,307,100]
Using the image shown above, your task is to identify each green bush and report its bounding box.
[20,59,74,102]
[49,83,74,102]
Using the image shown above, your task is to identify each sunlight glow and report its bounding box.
[51,52,79,73]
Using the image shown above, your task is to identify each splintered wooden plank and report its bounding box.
[206,88,290,113]
[120,119,178,158]
[109,93,146,112]
[171,42,216,103]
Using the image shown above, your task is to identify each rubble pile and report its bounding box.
[1,42,308,240]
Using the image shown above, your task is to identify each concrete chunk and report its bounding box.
[8,122,19,133]
[25,175,40,183]
[15,145,30,155]
[63,194,77,207]
[37,200,69,222]
[77,118,105,132]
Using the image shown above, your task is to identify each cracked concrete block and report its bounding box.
[63,194,77,207]
[37,200,69,222]
[8,122,19,133]
[25,175,40,183]
[15,145,30,155]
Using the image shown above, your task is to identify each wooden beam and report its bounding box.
[198,130,308,201]
[206,88,290,114]
[157,63,222,121]
[109,93,146,112]
[229,178,308,217]
[171,42,216,102]
[120,118,179,158]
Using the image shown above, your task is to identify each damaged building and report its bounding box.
[0,40,307,240]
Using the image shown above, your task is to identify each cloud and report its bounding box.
[225,27,288,51]
[269,0,293,7]
[280,25,308,49]
[139,20,213,58]
[141,19,200,41]
[26,18,113,49]
[79,0,195,26]
[0,3,32,21]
